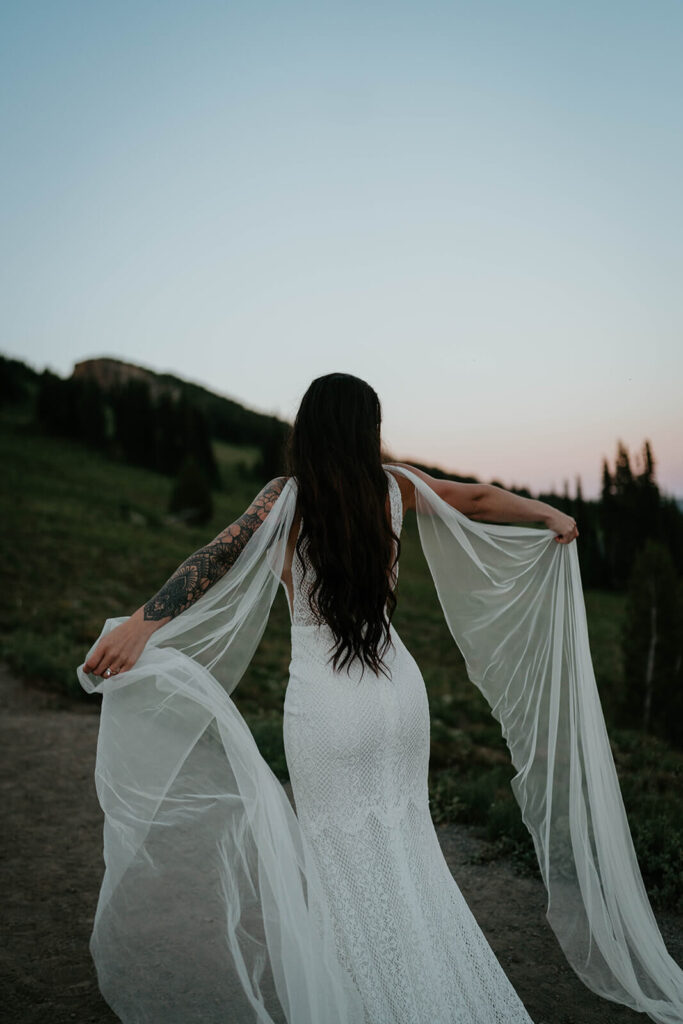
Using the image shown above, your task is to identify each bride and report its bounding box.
[79,373,682,1024]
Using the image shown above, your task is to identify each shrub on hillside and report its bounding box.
[168,455,213,526]
[0,354,40,406]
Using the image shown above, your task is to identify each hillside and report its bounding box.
[1,404,681,917]
[0,352,293,497]
[2,353,489,487]
[72,355,289,448]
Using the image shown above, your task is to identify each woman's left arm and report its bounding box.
[83,476,287,678]
[473,483,578,542]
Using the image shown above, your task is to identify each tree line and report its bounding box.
[35,368,220,484]
[410,441,683,751]
[540,442,682,749]
[0,354,290,526]
[2,352,681,747]
[524,441,683,748]
[524,440,683,587]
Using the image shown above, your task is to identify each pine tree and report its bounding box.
[598,457,617,587]
[571,472,602,588]
[634,439,662,546]
[672,578,683,747]
[154,392,184,475]
[177,396,220,486]
[575,475,583,503]
[0,353,39,407]
[111,379,156,469]
[256,421,289,481]
[620,539,681,747]
[74,379,109,449]
[596,440,672,589]
[168,455,214,526]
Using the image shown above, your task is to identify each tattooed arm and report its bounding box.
[83,477,287,677]
[143,476,287,624]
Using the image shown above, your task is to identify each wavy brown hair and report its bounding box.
[286,373,400,676]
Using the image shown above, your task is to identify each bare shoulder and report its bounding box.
[205,476,289,568]
[247,475,289,520]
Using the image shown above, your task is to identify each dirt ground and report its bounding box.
[1,662,681,1024]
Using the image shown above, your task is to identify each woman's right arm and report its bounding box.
[140,475,287,626]
[83,476,287,677]
[393,463,578,544]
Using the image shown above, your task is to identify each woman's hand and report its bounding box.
[83,611,158,678]
[545,508,579,544]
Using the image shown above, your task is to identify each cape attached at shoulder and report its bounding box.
[76,467,683,1024]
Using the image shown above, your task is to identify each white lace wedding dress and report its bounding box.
[79,464,683,1024]
[281,469,534,1024]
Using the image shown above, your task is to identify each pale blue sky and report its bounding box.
[2,0,682,498]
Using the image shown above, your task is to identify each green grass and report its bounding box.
[2,408,681,911]
[213,438,261,489]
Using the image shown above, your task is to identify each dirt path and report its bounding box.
[1,663,681,1024]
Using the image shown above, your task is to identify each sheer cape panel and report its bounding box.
[77,479,365,1024]
[76,467,683,1024]
[393,465,682,1024]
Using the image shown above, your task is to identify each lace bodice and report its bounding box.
[290,469,403,627]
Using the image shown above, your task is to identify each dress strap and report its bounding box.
[385,468,404,536]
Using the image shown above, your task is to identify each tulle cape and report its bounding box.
[77,465,683,1024]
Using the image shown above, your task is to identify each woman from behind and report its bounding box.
[81,371,581,1024]
[279,371,572,1023]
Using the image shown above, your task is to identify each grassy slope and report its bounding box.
[2,409,681,910]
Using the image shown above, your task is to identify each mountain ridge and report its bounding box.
[71,355,289,446]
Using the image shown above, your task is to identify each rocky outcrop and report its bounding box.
[72,357,181,402]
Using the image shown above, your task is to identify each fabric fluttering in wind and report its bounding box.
[76,465,683,1024]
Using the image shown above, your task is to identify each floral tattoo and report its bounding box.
[143,477,287,622]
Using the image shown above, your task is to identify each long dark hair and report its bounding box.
[286,373,400,675]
